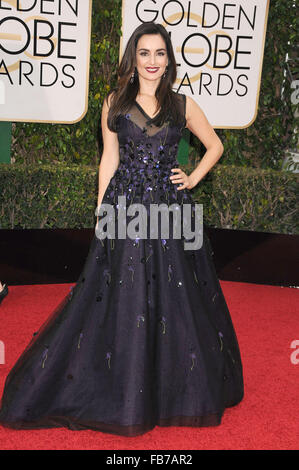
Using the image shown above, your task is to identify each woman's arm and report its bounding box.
[96,96,120,218]
[170,96,224,190]
[186,96,224,188]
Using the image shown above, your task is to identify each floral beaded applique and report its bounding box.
[137,314,145,328]
[41,346,49,369]
[161,239,167,251]
[77,331,84,349]
[190,352,197,371]
[189,346,197,371]
[218,332,224,352]
[133,237,140,248]
[103,268,111,286]
[159,316,167,334]
[145,243,153,263]
[106,352,112,369]
[127,256,135,283]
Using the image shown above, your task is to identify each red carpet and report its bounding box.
[0,281,298,450]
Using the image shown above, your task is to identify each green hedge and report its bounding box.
[10,0,298,170]
[0,163,297,234]
[189,164,298,234]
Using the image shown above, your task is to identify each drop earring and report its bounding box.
[163,65,168,79]
[130,68,136,84]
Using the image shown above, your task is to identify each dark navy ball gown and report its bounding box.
[0,93,244,436]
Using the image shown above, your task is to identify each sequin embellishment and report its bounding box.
[190,353,197,371]
[137,314,145,328]
[103,269,111,286]
[159,316,167,334]
[106,352,112,369]
[41,347,49,369]
[77,332,83,349]
[219,332,224,351]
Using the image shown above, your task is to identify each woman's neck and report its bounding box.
[137,77,160,98]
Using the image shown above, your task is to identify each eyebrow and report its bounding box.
[137,48,167,52]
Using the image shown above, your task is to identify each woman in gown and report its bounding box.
[0,22,244,437]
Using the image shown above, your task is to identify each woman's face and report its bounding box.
[135,34,168,84]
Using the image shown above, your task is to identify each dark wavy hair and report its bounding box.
[107,22,182,131]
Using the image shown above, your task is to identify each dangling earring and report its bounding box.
[163,65,168,79]
[130,68,136,84]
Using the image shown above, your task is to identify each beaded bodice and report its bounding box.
[102,93,193,207]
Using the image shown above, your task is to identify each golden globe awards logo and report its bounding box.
[0,0,92,123]
[121,0,270,128]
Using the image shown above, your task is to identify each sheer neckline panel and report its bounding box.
[134,99,162,122]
